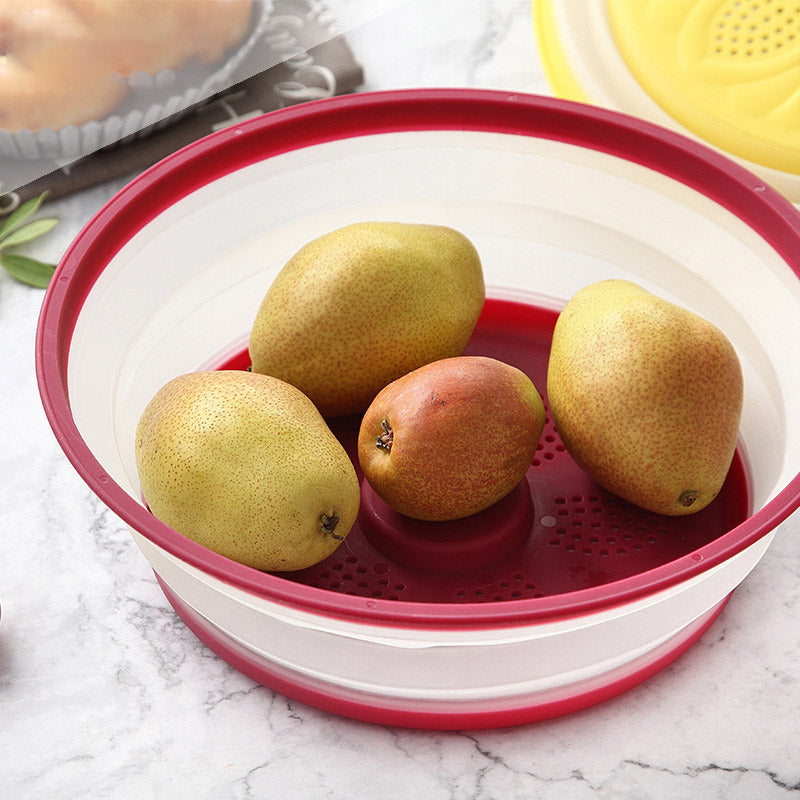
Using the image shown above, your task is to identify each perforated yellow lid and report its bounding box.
[606,0,800,176]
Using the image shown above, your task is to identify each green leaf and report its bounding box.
[0,217,58,249]
[0,253,56,288]
[0,191,49,243]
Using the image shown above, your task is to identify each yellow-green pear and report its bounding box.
[547,279,743,516]
[249,221,485,417]
[135,370,360,571]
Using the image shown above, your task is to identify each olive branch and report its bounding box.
[0,192,58,288]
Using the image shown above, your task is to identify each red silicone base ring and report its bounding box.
[156,574,731,730]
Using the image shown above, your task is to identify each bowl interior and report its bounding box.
[202,297,752,604]
[40,90,800,616]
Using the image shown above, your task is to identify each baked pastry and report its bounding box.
[67,0,254,76]
[0,0,127,132]
[0,0,254,132]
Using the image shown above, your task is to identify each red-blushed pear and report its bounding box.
[248,221,485,417]
[358,356,546,522]
[547,279,743,516]
[135,370,360,571]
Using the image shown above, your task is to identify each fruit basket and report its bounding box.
[36,88,800,729]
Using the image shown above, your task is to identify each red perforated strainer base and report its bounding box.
[218,296,750,604]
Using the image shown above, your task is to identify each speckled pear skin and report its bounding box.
[546,280,743,516]
[358,356,546,521]
[248,222,486,417]
[135,370,360,571]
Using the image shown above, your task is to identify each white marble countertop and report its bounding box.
[2,2,799,798]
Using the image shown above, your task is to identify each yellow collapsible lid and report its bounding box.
[534,0,800,202]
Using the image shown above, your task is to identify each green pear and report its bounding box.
[547,279,743,516]
[135,370,360,571]
[249,221,485,417]
[358,356,546,521]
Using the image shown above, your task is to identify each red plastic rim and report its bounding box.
[35,88,800,628]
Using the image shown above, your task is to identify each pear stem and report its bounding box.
[320,512,343,540]
[375,419,393,452]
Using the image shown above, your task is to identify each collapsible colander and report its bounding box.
[534,0,800,203]
[36,89,800,729]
